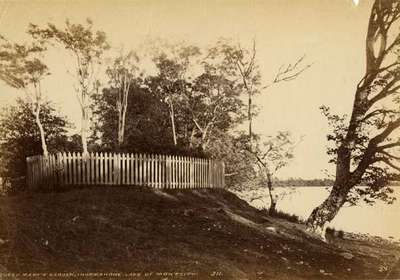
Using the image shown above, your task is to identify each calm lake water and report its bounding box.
[235,186,400,240]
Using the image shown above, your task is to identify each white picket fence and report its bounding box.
[26,152,225,189]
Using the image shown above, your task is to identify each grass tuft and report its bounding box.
[326,227,345,239]
[261,208,304,224]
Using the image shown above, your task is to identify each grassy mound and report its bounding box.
[0,187,399,279]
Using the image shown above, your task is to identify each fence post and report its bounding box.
[126,153,131,185]
[113,153,118,185]
[82,153,87,186]
[129,153,133,185]
[98,152,102,185]
[136,153,140,186]
[161,155,165,188]
[86,152,91,185]
[121,153,126,185]
[26,157,30,189]
[152,154,155,188]
[49,154,54,189]
[103,152,108,185]
[165,155,170,189]
[174,155,177,189]
[222,161,225,188]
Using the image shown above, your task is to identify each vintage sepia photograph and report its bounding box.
[0,0,399,279]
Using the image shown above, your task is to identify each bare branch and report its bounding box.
[377,150,400,160]
[377,141,400,150]
[360,108,399,123]
[224,172,238,177]
[192,118,204,134]
[264,55,312,89]
[368,83,400,107]
[370,117,400,145]
[380,158,400,172]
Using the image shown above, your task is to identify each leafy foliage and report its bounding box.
[0,39,49,91]
[0,99,75,193]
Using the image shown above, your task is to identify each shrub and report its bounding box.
[261,208,304,224]
[0,98,75,194]
[326,227,345,239]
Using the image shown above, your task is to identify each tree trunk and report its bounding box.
[306,185,350,236]
[117,86,129,149]
[189,127,196,148]
[248,92,252,141]
[266,171,277,214]
[117,106,127,149]
[81,108,89,155]
[34,107,49,158]
[200,128,210,152]
[169,102,177,146]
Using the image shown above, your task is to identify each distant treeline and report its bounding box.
[274,178,400,187]
[274,178,334,187]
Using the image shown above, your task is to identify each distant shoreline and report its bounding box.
[272,179,400,187]
[272,184,400,188]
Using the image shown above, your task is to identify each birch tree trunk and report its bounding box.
[266,171,277,214]
[118,107,127,147]
[306,184,351,236]
[117,76,130,148]
[81,106,89,155]
[248,92,252,141]
[189,127,196,148]
[34,104,49,158]
[169,102,177,146]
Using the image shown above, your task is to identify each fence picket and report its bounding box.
[100,152,104,185]
[149,154,154,188]
[121,153,126,185]
[105,152,109,185]
[126,153,130,185]
[130,153,134,185]
[173,156,177,189]
[134,154,138,185]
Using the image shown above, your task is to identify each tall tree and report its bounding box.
[306,0,400,236]
[29,19,109,155]
[106,50,140,148]
[209,40,260,141]
[188,59,245,152]
[147,44,200,146]
[0,39,50,157]
[210,39,311,144]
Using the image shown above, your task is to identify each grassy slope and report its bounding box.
[0,187,399,280]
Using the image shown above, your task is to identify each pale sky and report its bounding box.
[0,0,373,179]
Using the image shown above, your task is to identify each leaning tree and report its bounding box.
[210,39,311,144]
[0,39,50,157]
[306,0,400,236]
[251,131,296,214]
